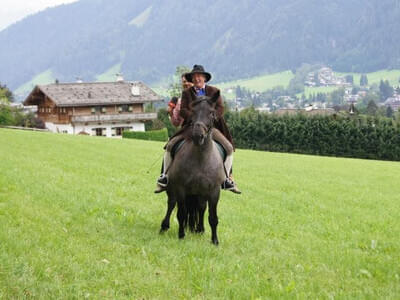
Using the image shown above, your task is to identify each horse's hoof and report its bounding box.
[159,227,169,234]
[195,228,205,234]
[211,239,219,246]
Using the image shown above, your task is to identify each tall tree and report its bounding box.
[345,75,354,85]
[386,106,394,118]
[0,83,13,103]
[168,66,191,98]
[379,80,394,101]
[366,100,378,116]
[352,87,360,95]
[360,74,368,86]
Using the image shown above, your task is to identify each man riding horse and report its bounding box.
[155,65,241,194]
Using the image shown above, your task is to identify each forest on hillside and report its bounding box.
[1,0,400,90]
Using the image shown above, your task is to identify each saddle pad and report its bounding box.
[170,139,227,161]
[214,140,227,162]
[171,139,185,159]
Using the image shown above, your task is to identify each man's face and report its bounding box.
[192,73,206,88]
[181,76,193,90]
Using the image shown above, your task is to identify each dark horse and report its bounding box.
[160,92,225,245]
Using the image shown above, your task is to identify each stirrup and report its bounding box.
[222,178,241,194]
[154,184,167,194]
[157,174,168,187]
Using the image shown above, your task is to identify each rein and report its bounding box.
[190,121,212,137]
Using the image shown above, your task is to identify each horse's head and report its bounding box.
[191,91,219,146]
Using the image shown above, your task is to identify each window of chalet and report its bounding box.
[59,107,67,114]
[112,127,131,136]
[92,128,107,137]
[119,105,129,113]
[92,106,107,114]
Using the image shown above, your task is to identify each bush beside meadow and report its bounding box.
[123,128,169,142]
[225,109,400,161]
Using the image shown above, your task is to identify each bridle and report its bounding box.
[190,98,216,138]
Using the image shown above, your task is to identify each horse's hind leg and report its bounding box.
[196,199,206,234]
[187,196,197,232]
[208,191,220,245]
[177,200,187,239]
[160,195,176,233]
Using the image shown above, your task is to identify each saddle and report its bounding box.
[170,139,227,161]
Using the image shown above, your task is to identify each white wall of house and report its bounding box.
[45,122,74,134]
[45,122,145,137]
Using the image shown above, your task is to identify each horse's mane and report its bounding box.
[191,96,216,108]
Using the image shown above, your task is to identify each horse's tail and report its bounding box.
[185,195,199,232]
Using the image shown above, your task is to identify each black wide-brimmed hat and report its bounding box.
[184,65,212,83]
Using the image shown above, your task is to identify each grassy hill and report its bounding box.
[13,68,400,101]
[1,128,399,298]
[216,71,295,92]
[13,69,55,100]
[337,69,400,87]
[153,69,400,100]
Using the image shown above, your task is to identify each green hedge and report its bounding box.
[225,109,400,161]
[122,128,169,142]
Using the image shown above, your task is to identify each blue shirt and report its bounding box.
[195,87,206,96]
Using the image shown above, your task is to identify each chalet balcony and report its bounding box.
[71,112,157,124]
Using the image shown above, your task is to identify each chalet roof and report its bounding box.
[24,81,162,107]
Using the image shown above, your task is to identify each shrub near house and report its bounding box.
[123,128,168,142]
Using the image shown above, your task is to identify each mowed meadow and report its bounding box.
[0,128,399,299]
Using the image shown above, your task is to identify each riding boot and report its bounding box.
[222,154,241,194]
[154,151,172,193]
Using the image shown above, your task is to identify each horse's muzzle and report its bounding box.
[192,122,208,146]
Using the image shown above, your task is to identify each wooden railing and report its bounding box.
[71,112,157,123]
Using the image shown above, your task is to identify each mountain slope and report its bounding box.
[1,0,400,91]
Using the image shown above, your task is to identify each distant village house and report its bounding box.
[275,105,335,116]
[24,79,160,137]
[305,67,350,87]
[384,95,400,112]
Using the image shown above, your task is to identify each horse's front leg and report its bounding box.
[208,190,220,245]
[160,194,176,233]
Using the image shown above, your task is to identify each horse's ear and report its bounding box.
[210,90,220,103]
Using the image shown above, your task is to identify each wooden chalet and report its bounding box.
[24,80,161,137]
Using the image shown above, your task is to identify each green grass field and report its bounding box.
[215,71,295,93]
[337,69,400,87]
[1,128,400,298]
[302,86,341,97]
